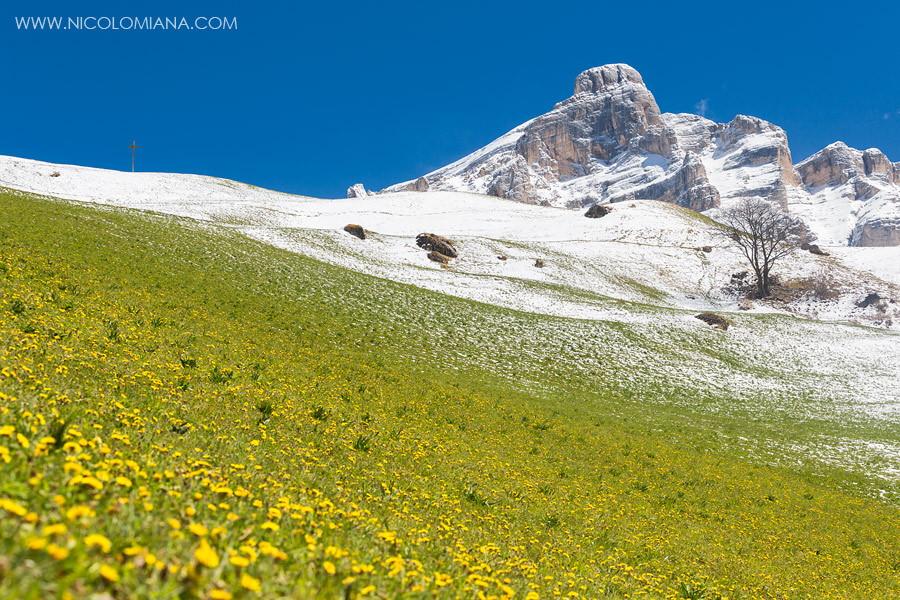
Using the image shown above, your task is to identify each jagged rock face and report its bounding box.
[684,114,801,211]
[863,149,897,182]
[514,64,675,181]
[602,150,719,211]
[388,63,899,246]
[796,142,862,187]
[716,116,800,186]
[797,143,898,188]
[851,220,900,246]
[651,152,720,211]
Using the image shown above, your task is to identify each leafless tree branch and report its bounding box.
[714,198,804,298]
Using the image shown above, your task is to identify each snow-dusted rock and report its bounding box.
[347,183,369,198]
[707,115,800,209]
[794,143,900,246]
[404,176,429,192]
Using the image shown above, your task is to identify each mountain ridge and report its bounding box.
[387,64,900,247]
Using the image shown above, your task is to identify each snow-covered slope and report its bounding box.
[387,63,900,248]
[1,154,898,330]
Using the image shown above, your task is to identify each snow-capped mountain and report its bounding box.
[388,64,900,247]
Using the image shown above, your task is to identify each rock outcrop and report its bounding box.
[796,143,899,188]
[347,183,369,198]
[514,64,676,180]
[850,219,900,246]
[427,251,450,264]
[405,177,430,192]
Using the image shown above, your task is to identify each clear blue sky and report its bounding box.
[2,0,899,198]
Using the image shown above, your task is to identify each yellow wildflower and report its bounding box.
[27,537,48,550]
[84,534,112,553]
[78,476,103,490]
[230,555,250,567]
[240,573,261,591]
[194,539,220,568]
[46,543,69,560]
[0,498,27,516]
[66,505,93,520]
[42,523,67,536]
[99,564,119,582]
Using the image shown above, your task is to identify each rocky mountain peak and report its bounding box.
[513,63,672,185]
[797,142,874,188]
[573,64,646,95]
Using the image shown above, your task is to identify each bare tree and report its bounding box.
[715,198,805,298]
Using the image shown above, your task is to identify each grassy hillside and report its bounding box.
[1,190,899,600]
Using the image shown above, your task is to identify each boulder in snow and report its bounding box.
[343,224,366,240]
[585,204,612,218]
[695,312,731,330]
[415,233,457,258]
[427,251,450,264]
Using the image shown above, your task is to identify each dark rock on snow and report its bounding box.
[416,233,458,258]
[695,312,732,330]
[857,293,881,309]
[343,224,366,240]
[585,204,612,218]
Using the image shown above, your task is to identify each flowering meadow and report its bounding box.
[1,191,899,599]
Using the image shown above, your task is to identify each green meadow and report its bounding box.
[1,190,899,600]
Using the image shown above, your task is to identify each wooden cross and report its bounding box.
[128,140,139,172]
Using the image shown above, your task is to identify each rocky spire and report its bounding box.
[513,64,675,182]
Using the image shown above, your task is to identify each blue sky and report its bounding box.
[2,0,899,198]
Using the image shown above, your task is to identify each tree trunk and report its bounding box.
[757,278,766,298]
[753,266,766,298]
